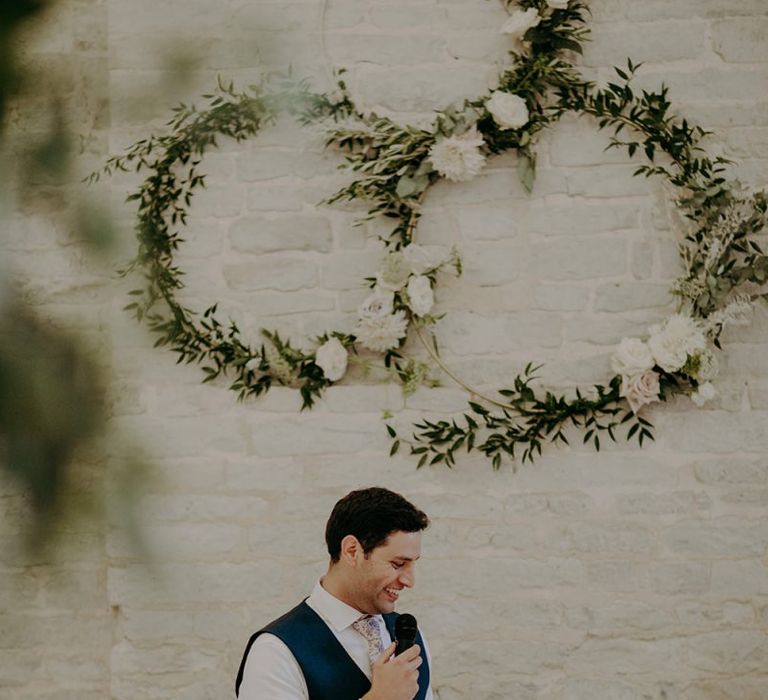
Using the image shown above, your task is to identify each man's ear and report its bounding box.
[339,534,362,566]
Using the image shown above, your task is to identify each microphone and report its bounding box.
[394,613,418,656]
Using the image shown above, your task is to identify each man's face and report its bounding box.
[352,530,422,615]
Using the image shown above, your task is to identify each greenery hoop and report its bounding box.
[95,0,768,470]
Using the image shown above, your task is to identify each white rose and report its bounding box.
[376,251,411,291]
[648,313,706,373]
[546,0,569,9]
[359,287,394,319]
[406,275,434,317]
[500,8,542,42]
[486,91,530,130]
[403,244,439,275]
[314,337,348,382]
[662,314,707,353]
[691,381,716,407]
[245,357,261,372]
[647,333,688,373]
[428,126,486,183]
[621,370,661,415]
[355,311,409,352]
[611,337,655,375]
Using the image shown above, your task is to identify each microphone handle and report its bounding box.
[395,635,416,656]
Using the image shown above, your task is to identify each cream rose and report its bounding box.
[428,126,486,183]
[486,91,530,130]
[376,252,411,291]
[500,8,542,42]
[611,337,655,375]
[403,244,438,275]
[314,337,348,382]
[648,313,706,373]
[621,370,661,415]
[406,275,434,317]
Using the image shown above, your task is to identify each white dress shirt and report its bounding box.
[238,581,434,700]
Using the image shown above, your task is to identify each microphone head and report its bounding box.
[394,613,418,656]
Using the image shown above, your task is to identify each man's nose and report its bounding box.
[398,565,415,588]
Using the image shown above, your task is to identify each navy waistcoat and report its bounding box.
[235,601,430,700]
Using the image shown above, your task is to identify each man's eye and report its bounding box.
[392,562,404,569]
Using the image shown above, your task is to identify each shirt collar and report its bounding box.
[308,579,381,633]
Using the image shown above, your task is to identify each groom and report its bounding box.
[235,487,433,700]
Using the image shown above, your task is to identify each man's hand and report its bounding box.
[363,642,422,700]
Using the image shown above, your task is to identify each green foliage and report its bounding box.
[0,304,106,526]
[0,0,140,543]
[92,81,336,409]
[101,2,767,471]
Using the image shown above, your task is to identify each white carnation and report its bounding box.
[647,313,706,373]
[621,369,661,415]
[376,252,411,291]
[691,381,717,407]
[611,337,655,375]
[545,0,569,9]
[486,91,530,130]
[406,275,434,317]
[403,244,439,275]
[314,337,348,382]
[359,287,395,318]
[500,8,542,42]
[355,311,409,352]
[428,126,486,183]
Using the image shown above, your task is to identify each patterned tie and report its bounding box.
[352,615,385,664]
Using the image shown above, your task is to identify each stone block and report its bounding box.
[461,244,521,286]
[564,599,672,632]
[567,637,685,674]
[229,215,332,253]
[188,185,244,218]
[438,310,562,354]
[533,284,590,311]
[594,282,672,312]
[615,491,712,516]
[664,518,768,557]
[630,241,654,279]
[712,18,768,62]
[529,237,626,281]
[223,254,317,292]
[711,559,768,596]
[693,457,768,484]
[544,521,659,556]
[649,561,711,595]
[583,20,709,67]
[585,559,650,593]
[520,201,640,237]
[685,631,768,673]
[676,600,755,628]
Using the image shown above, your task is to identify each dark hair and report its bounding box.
[325,487,429,562]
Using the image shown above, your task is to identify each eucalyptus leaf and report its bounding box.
[517,154,536,194]
[396,174,428,199]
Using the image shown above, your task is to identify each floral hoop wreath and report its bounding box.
[94,0,768,469]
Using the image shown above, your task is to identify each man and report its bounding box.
[235,487,433,700]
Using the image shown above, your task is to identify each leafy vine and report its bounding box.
[95,1,767,469]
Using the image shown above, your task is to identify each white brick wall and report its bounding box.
[3,1,768,698]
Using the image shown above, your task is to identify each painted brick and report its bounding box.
[5,1,768,699]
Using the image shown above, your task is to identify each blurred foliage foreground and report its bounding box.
[0,0,140,547]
